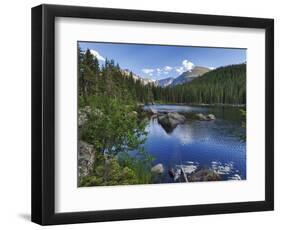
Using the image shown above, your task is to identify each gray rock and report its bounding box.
[158,112,186,133]
[196,113,216,121]
[196,113,208,121]
[151,163,164,174]
[188,169,220,182]
[78,141,95,177]
[168,112,186,123]
[174,169,182,181]
[207,114,216,120]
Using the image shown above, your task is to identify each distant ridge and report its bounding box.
[121,69,156,85]
[155,77,174,87]
[121,66,211,87]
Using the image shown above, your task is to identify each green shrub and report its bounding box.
[79,155,139,186]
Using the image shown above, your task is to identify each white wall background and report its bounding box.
[0,0,279,229]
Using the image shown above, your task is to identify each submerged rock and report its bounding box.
[78,141,96,177]
[188,169,220,182]
[228,174,242,180]
[195,113,216,121]
[151,163,164,174]
[158,112,186,133]
[168,168,176,178]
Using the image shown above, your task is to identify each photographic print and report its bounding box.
[78,42,246,187]
[32,5,274,224]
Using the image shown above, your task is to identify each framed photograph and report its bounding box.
[31,4,274,225]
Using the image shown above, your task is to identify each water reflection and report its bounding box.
[143,105,246,182]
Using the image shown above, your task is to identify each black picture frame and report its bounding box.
[31,4,274,225]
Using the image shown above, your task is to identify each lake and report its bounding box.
[143,104,246,183]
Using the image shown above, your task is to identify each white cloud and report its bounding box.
[155,66,173,75]
[209,66,216,70]
[182,60,194,71]
[156,68,162,75]
[89,49,105,61]
[175,66,184,74]
[164,66,173,71]
[142,60,195,77]
[142,68,154,74]
[174,60,195,74]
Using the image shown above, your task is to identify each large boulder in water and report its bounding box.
[78,141,96,177]
[158,112,186,133]
[168,112,186,123]
[151,163,164,174]
[188,169,220,182]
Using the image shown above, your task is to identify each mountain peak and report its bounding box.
[171,66,210,86]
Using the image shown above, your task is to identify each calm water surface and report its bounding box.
[143,104,246,183]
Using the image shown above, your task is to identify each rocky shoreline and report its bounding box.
[150,163,222,182]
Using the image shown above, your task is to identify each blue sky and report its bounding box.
[78,41,246,80]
